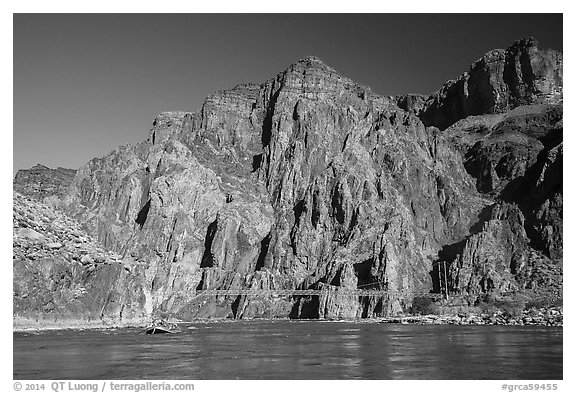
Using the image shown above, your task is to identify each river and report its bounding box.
[13,321,562,379]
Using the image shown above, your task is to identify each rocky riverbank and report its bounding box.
[13,316,150,332]
[15,305,562,332]
[380,307,563,326]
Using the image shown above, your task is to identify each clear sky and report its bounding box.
[13,14,563,174]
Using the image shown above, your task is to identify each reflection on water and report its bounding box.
[14,322,562,380]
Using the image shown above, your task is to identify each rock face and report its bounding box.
[14,164,76,201]
[432,40,563,301]
[417,38,562,130]
[446,105,563,260]
[13,193,148,326]
[59,56,489,322]
[13,38,562,324]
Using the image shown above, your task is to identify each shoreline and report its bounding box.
[12,317,150,332]
[13,307,562,332]
[379,310,563,327]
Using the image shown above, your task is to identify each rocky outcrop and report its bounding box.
[58,56,488,321]
[448,203,529,295]
[13,192,148,327]
[394,94,427,114]
[14,164,76,201]
[417,38,562,130]
[439,104,562,292]
[14,38,562,323]
[414,40,564,301]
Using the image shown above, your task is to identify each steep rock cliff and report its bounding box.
[14,38,562,323]
[426,40,563,297]
[418,38,562,130]
[60,56,486,320]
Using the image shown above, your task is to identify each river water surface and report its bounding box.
[13,321,562,379]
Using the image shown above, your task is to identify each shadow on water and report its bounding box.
[14,323,562,380]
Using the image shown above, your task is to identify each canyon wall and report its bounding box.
[13,38,562,323]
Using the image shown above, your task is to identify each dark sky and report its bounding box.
[13,14,563,174]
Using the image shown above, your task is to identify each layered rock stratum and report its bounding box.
[13,38,562,325]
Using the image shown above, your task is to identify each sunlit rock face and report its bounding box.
[14,38,562,322]
[12,192,149,326]
[417,37,562,130]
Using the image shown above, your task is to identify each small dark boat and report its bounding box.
[143,319,182,334]
[145,325,174,334]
